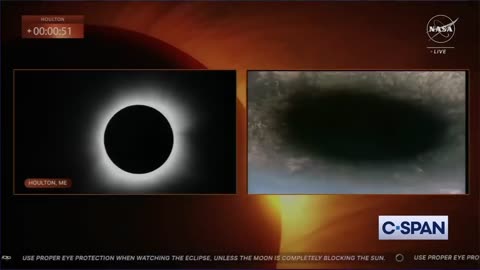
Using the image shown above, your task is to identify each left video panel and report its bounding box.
[13,70,237,194]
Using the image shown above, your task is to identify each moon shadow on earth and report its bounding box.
[279,88,448,163]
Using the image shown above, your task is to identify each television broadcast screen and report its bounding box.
[1,0,479,269]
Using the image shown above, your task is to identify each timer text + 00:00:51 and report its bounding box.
[30,26,72,36]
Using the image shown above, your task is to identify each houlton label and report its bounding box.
[24,178,72,188]
[22,15,84,39]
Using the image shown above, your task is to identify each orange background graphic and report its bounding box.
[2,1,479,268]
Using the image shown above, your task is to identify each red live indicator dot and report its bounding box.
[24,178,72,188]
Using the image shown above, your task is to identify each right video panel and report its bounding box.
[247,71,467,194]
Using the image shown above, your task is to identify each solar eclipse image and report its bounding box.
[248,71,466,194]
[0,0,478,268]
[14,70,237,194]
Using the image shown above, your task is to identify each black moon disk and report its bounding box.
[104,105,174,174]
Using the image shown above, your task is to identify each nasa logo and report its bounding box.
[426,15,459,44]
[379,216,448,240]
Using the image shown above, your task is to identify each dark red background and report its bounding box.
[1,1,479,269]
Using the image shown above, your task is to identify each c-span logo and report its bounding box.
[379,216,448,240]
[426,15,458,44]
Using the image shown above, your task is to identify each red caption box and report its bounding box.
[24,178,72,189]
[22,15,84,39]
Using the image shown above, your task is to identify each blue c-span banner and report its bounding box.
[378,215,448,240]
